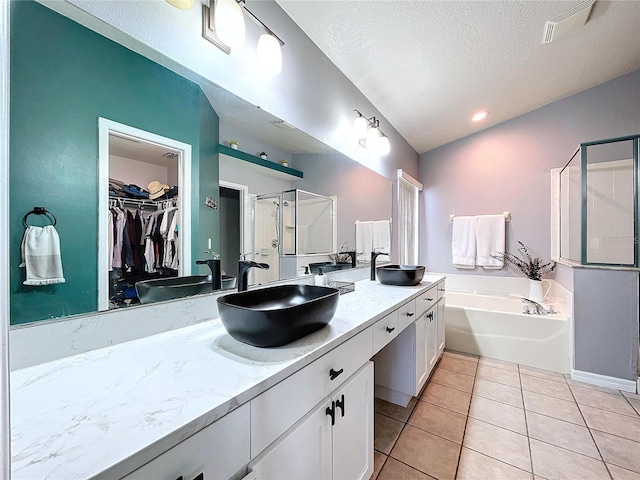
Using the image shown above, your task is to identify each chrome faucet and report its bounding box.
[196,253,222,291]
[521,298,555,315]
[370,250,389,281]
[238,261,270,292]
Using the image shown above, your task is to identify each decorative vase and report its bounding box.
[260,154,267,159]
[230,143,238,150]
[528,279,551,302]
[281,161,289,167]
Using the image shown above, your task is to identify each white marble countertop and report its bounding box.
[11,276,444,480]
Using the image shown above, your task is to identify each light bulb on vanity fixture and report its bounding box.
[353,109,390,156]
[202,0,285,74]
[257,33,282,75]
[214,0,245,48]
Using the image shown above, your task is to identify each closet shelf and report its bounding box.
[218,144,304,180]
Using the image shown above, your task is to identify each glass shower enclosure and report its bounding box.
[559,135,639,267]
[254,189,336,282]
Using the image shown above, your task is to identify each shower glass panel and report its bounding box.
[560,148,581,262]
[584,139,636,265]
[296,190,334,255]
[253,193,281,284]
[559,135,639,267]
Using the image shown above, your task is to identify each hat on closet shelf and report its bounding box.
[148,180,170,200]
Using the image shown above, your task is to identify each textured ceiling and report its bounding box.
[277,0,640,154]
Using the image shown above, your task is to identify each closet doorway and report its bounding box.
[98,118,192,311]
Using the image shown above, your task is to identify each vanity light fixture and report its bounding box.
[471,111,489,122]
[353,109,390,156]
[165,0,194,10]
[202,0,285,74]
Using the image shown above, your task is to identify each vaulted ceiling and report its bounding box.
[277,1,640,154]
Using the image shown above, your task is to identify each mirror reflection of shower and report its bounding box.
[253,189,336,285]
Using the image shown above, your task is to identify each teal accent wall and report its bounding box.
[10,1,220,325]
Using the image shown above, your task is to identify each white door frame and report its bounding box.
[98,118,192,311]
[1,0,12,477]
[219,180,253,260]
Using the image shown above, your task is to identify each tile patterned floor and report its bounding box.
[370,350,640,480]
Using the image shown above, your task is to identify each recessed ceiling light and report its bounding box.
[471,111,489,122]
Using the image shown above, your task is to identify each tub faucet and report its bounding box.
[238,261,270,292]
[521,298,555,315]
[370,250,389,281]
[196,255,222,291]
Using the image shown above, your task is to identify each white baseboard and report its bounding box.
[374,385,412,408]
[572,369,638,393]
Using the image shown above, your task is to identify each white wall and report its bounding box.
[109,155,172,189]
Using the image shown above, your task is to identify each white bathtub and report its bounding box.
[445,291,571,374]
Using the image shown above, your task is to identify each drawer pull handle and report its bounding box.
[425,297,434,302]
[439,288,446,292]
[326,401,336,426]
[336,394,345,417]
[329,368,344,380]
[405,312,414,317]
[386,326,395,333]
[427,312,434,321]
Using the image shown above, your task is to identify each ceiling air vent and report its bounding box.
[270,120,296,130]
[542,0,595,44]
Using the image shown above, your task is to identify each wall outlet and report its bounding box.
[205,197,218,210]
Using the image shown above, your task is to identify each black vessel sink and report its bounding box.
[376,265,425,286]
[308,262,353,274]
[136,274,236,304]
[217,284,340,347]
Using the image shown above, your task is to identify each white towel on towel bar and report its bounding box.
[356,221,373,262]
[372,220,391,262]
[476,214,505,269]
[452,216,477,269]
[20,225,65,286]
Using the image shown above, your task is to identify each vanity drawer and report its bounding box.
[372,310,400,355]
[122,403,250,480]
[251,328,373,457]
[397,299,417,331]
[416,286,438,317]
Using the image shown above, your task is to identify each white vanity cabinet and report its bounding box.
[373,281,444,406]
[246,362,374,480]
[121,403,250,480]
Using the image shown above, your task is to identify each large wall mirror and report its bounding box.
[9,0,392,328]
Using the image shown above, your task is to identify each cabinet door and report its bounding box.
[249,400,332,480]
[332,362,374,480]
[437,298,445,356]
[415,315,429,392]
[427,309,439,374]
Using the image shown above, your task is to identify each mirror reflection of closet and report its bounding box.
[98,118,192,311]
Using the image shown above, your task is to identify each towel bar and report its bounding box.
[449,212,511,223]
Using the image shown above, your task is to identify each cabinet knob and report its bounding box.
[326,401,336,426]
[386,326,395,333]
[405,312,414,317]
[335,394,345,417]
[329,367,344,380]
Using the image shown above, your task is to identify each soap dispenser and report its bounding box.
[315,267,328,286]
